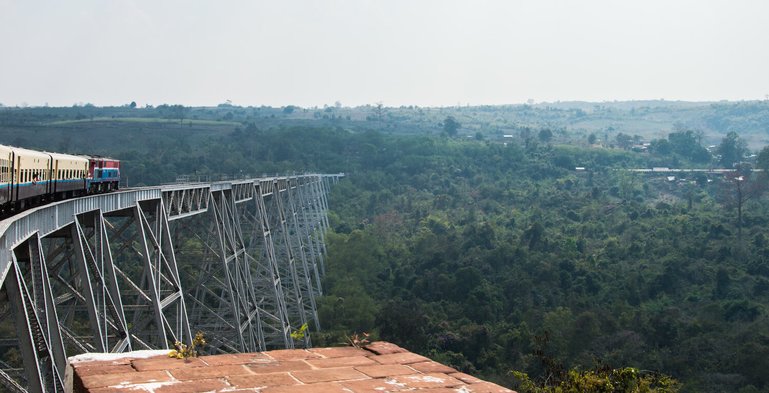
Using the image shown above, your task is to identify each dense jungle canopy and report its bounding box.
[2,102,769,392]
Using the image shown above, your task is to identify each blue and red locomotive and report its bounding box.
[0,144,120,215]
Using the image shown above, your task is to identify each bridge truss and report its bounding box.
[0,174,342,393]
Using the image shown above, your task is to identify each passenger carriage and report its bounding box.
[0,144,117,216]
[49,151,89,197]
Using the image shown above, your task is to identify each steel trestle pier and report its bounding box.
[0,174,343,393]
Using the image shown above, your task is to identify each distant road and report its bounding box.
[621,168,762,173]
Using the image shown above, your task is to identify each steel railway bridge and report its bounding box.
[0,174,343,393]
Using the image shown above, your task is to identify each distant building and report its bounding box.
[631,143,650,152]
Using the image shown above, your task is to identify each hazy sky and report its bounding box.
[2,0,768,108]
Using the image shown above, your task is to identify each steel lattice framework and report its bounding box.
[0,174,342,393]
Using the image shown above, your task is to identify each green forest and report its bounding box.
[2,103,769,392]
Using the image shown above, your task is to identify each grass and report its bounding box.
[46,117,242,126]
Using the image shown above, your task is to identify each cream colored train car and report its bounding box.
[0,144,89,214]
[48,151,89,194]
[7,145,52,203]
[0,144,14,205]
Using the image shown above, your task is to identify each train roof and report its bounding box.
[47,152,89,163]
[6,145,51,160]
[80,154,120,162]
[0,144,118,163]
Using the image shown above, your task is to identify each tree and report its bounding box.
[667,130,710,162]
[756,146,769,172]
[129,101,137,109]
[649,139,672,155]
[615,133,633,149]
[717,131,747,167]
[512,368,680,393]
[169,104,188,126]
[538,129,553,143]
[282,105,297,114]
[443,116,461,137]
[722,171,766,240]
[588,133,597,145]
[373,102,385,121]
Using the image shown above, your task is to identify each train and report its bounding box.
[0,144,120,216]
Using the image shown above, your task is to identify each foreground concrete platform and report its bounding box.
[67,341,516,393]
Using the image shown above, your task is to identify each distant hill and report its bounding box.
[2,100,768,149]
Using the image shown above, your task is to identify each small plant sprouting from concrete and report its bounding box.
[290,323,309,341]
[346,332,370,349]
[168,331,207,360]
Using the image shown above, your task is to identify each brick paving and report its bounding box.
[68,341,515,393]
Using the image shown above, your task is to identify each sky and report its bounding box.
[1,0,768,108]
